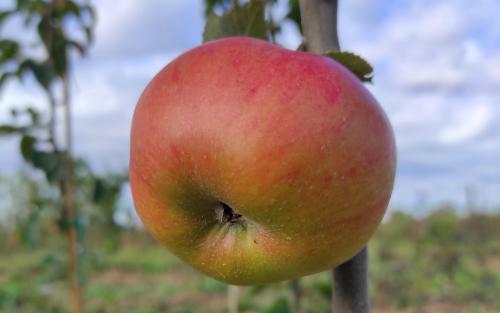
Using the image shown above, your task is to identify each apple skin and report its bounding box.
[130,37,396,285]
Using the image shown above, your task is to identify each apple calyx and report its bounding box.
[215,202,245,226]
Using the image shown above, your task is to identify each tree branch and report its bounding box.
[228,285,239,313]
[332,247,369,313]
[62,72,82,313]
[290,279,301,313]
[299,0,340,53]
[47,90,59,152]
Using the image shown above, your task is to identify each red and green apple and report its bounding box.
[130,37,396,285]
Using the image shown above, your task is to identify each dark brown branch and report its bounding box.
[61,72,82,313]
[46,91,59,151]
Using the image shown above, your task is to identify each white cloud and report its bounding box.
[439,101,492,145]
[71,53,176,117]
[91,0,204,58]
[483,52,500,86]
[337,0,500,210]
[463,40,482,64]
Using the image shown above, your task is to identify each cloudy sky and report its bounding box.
[1,0,499,216]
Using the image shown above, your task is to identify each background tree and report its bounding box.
[0,1,95,312]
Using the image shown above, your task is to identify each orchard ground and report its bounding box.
[1,208,499,313]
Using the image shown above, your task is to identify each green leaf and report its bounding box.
[66,1,81,17]
[25,0,45,15]
[285,0,301,33]
[0,10,13,26]
[79,4,96,44]
[0,71,16,90]
[66,39,86,56]
[37,16,52,50]
[16,0,29,9]
[203,0,268,42]
[84,4,96,23]
[18,59,56,89]
[0,124,21,135]
[92,178,106,203]
[323,51,374,83]
[82,4,96,42]
[20,135,36,161]
[22,0,46,27]
[32,151,65,183]
[264,297,289,313]
[0,39,20,62]
[92,175,127,205]
[204,0,232,17]
[26,107,40,125]
[36,16,68,76]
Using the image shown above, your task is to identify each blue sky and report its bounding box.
[1,0,499,216]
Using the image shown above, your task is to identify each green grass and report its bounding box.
[1,209,499,312]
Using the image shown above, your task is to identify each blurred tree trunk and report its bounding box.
[61,74,82,313]
[228,285,239,313]
[299,0,340,53]
[290,279,301,313]
[0,0,95,311]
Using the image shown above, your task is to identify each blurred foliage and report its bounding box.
[0,0,95,185]
[203,0,233,16]
[1,207,499,313]
[203,0,268,42]
[0,2,100,310]
[370,208,500,311]
[0,0,95,89]
[203,0,302,43]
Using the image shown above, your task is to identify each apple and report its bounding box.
[130,37,396,285]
